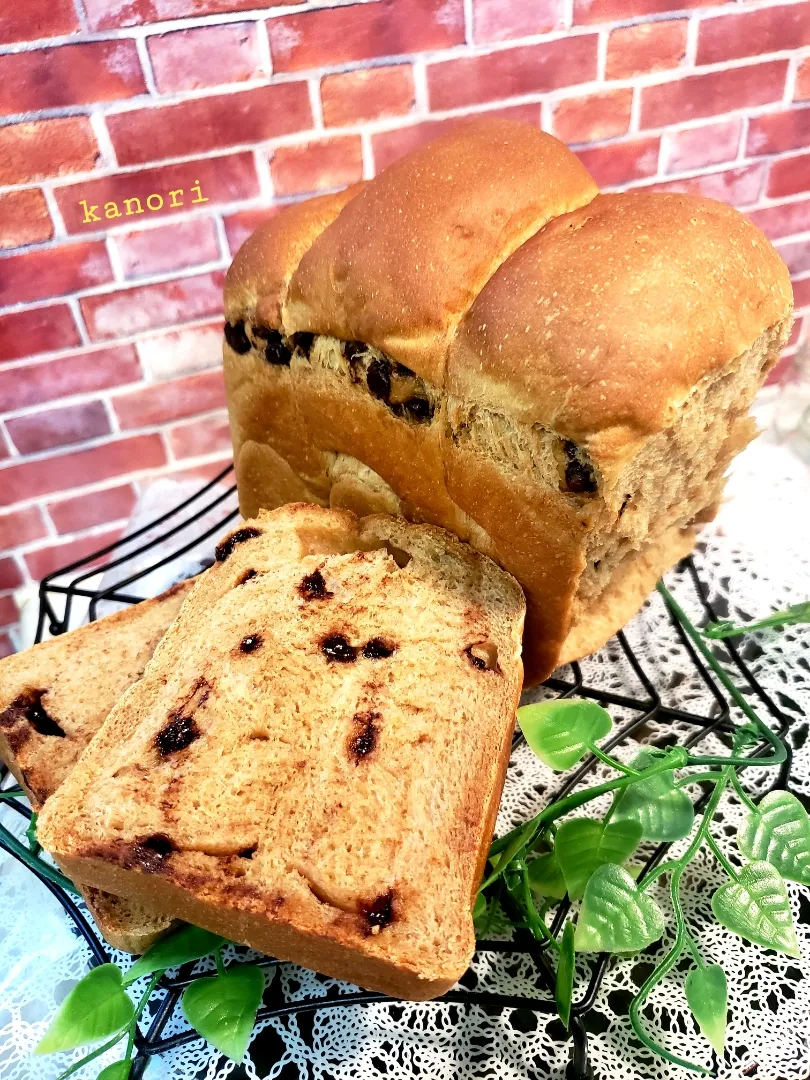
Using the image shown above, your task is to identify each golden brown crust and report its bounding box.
[39,505,525,999]
[449,192,794,460]
[224,185,365,327]
[284,119,598,385]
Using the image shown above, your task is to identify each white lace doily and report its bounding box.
[1,435,808,1080]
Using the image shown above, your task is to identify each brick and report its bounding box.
[0,345,141,412]
[640,61,789,130]
[0,558,24,590]
[372,105,540,173]
[776,239,810,276]
[647,164,766,207]
[0,118,99,186]
[748,107,810,156]
[663,119,741,174]
[428,35,598,111]
[169,411,232,460]
[0,242,112,307]
[84,0,299,31]
[797,57,810,101]
[1,435,166,507]
[113,368,226,429]
[269,0,464,73]
[575,0,703,24]
[107,84,311,168]
[0,595,18,629]
[0,306,80,365]
[472,0,564,41]
[223,206,278,256]
[575,136,660,187]
[6,401,111,456]
[793,277,810,309]
[0,0,80,43]
[137,321,224,381]
[54,153,259,234]
[0,634,13,659]
[148,22,263,93]
[115,218,220,281]
[552,89,632,145]
[696,4,810,65]
[48,483,137,535]
[270,136,363,197]
[0,506,48,552]
[150,453,232,486]
[0,42,146,118]
[606,20,687,79]
[747,197,810,240]
[25,526,124,582]
[321,66,415,127]
[768,152,810,198]
[0,190,53,250]
[81,271,225,342]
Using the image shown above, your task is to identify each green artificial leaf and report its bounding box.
[26,811,40,855]
[712,861,799,958]
[96,1062,131,1080]
[685,964,728,1057]
[574,864,666,954]
[36,965,135,1055]
[738,790,810,885]
[527,851,567,899]
[704,601,810,639]
[473,893,486,925]
[181,965,264,1063]
[555,817,642,901]
[518,699,613,772]
[125,925,227,984]
[555,922,576,1029]
[611,751,694,842]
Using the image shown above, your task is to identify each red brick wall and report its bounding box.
[1,0,809,652]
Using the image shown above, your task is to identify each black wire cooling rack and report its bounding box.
[0,462,797,1080]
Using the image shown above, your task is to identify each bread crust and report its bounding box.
[39,505,525,999]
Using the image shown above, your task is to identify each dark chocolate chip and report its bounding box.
[237,568,258,585]
[403,397,433,422]
[393,362,414,377]
[366,358,391,401]
[292,332,314,356]
[224,320,251,354]
[343,341,366,363]
[320,634,357,663]
[255,327,291,366]
[464,642,500,673]
[348,711,379,760]
[618,494,632,518]
[562,439,579,460]
[239,846,257,860]
[0,689,66,738]
[135,833,174,872]
[360,889,395,932]
[564,459,597,495]
[362,638,396,660]
[239,634,263,654]
[215,526,262,562]
[298,569,332,600]
[155,715,200,756]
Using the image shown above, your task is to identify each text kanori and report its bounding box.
[79,179,208,224]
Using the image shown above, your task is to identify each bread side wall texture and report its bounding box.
[222,118,793,684]
[38,505,525,1000]
[0,581,193,952]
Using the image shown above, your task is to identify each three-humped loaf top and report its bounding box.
[225,118,792,464]
[38,504,525,999]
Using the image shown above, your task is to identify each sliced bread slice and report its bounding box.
[0,580,193,952]
[38,505,525,999]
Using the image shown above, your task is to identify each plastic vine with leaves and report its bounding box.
[476,579,799,1073]
[704,599,810,639]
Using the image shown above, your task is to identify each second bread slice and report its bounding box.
[39,505,525,999]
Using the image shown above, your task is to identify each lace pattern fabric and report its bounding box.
[1,438,808,1080]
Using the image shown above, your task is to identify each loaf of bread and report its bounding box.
[38,505,525,999]
[0,581,193,952]
[222,118,793,684]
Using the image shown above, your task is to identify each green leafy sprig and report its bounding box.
[35,925,267,1078]
[704,599,810,639]
[476,581,802,1073]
